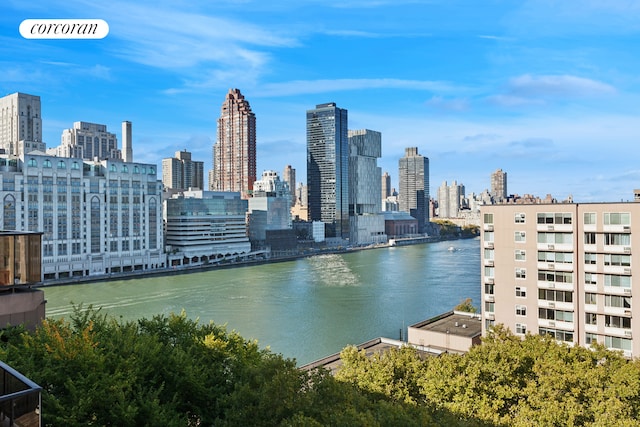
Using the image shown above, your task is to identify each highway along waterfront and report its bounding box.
[43,238,481,365]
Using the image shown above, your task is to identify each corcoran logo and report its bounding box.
[19,19,109,39]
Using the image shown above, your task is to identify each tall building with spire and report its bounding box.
[398,147,430,233]
[210,89,256,199]
[306,102,349,240]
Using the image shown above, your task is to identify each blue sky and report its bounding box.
[1,0,639,202]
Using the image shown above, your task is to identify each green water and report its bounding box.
[43,238,481,365]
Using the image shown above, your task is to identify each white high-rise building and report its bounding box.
[0,152,164,281]
[53,121,121,161]
[0,92,46,156]
[348,129,387,245]
[438,180,465,218]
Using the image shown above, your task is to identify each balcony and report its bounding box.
[0,361,41,426]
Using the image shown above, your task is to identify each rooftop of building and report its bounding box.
[409,310,482,339]
[382,211,417,221]
[299,337,442,375]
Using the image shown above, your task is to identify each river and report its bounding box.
[43,237,481,365]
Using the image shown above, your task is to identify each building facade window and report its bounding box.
[516,323,527,334]
[540,328,573,342]
[538,251,573,264]
[515,249,526,261]
[516,287,527,298]
[585,293,597,305]
[515,213,525,223]
[605,295,631,309]
[604,274,631,288]
[538,232,573,244]
[515,231,526,242]
[585,313,597,325]
[605,315,631,329]
[516,268,526,279]
[516,305,527,316]
[604,254,631,266]
[539,289,573,303]
[483,213,493,224]
[539,270,573,284]
[604,336,631,351]
[584,253,597,265]
[584,212,596,225]
[584,232,596,245]
[537,212,572,225]
[604,233,631,246]
[585,273,597,285]
[539,308,573,322]
[604,213,630,225]
[585,333,598,345]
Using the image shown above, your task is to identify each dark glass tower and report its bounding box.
[399,147,430,233]
[306,103,349,240]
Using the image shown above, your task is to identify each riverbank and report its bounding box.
[36,234,477,288]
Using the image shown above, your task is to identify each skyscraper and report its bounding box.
[0,92,45,156]
[283,165,296,206]
[307,102,349,240]
[491,168,507,202]
[437,180,464,219]
[398,147,430,233]
[381,171,391,200]
[210,88,256,198]
[348,129,386,244]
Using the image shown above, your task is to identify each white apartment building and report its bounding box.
[437,180,465,219]
[0,92,46,156]
[481,202,640,358]
[51,121,121,161]
[164,190,251,268]
[0,152,164,280]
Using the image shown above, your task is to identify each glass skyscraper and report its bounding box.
[306,102,349,240]
[399,147,430,233]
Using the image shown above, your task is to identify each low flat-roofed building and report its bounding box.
[408,311,482,354]
[300,337,442,375]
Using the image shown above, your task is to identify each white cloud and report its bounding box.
[255,78,458,97]
[425,96,469,112]
[507,74,615,97]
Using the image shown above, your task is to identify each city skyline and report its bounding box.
[1,1,639,202]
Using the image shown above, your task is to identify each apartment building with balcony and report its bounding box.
[481,202,640,358]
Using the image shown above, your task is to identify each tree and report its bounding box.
[453,298,477,313]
